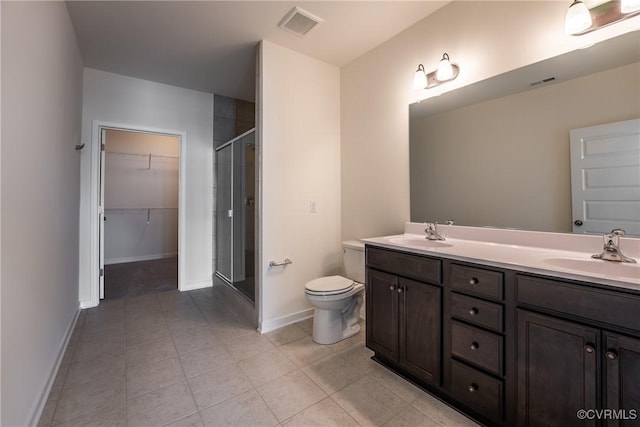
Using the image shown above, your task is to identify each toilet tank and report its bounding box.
[342,240,365,283]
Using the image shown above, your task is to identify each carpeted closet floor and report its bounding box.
[104,256,178,299]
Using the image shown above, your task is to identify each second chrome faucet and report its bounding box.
[425,222,445,241]
[592,229,637,263]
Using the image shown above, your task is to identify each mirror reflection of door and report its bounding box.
[570,119,640,236]
[101,129,180,299]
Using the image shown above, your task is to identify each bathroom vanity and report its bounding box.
[363,224,640,427]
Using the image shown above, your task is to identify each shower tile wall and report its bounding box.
[212,94,255,273]
[214,95,255,148]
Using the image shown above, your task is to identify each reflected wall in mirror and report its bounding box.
[409,31,640,234]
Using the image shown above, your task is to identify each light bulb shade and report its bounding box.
[413,64,427,89]
[565,0,592,34]
[436,53,454,81]
[621,0,640,13]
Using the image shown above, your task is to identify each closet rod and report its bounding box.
[105,151,179,160]
[104,207,178,212]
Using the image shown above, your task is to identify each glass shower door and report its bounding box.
[215,143,233,282]
[215,129,256,302]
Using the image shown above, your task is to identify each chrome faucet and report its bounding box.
[425,222,445,241]
[591,229,637,263]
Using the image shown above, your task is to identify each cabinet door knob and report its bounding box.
[584,344,595,354]
[397,287,404,293]
[468,383,478,393]
[469,277,479,285]
[470,342,479,350]
[606,350,618,360]
[389,285,396,291]
[469,307,478,316]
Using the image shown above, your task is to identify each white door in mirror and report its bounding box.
[570,119,640,236]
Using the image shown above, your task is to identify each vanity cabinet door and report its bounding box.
[366,269,398,361]
[603,332,640,427]
[398,278,441,385]
[517,309,598,427]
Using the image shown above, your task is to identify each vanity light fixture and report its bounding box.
[437,53,455,81]
[621,0,640,13]
[565,0,640,35]
[565,0,592,34]
[413,53,460,90]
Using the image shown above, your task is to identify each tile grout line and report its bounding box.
[172,291,209,426]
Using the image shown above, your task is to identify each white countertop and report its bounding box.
[362,232,640,292]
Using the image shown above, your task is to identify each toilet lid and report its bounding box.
[305,275,354,295]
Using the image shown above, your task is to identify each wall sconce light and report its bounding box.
[565,0,592,34]
[413,53,460,90]
[565,0,640,35]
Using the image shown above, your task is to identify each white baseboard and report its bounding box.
[259,308,314,334]
[180,278,213,292]
[30,305,81,427]
[80,299,97,309]
[104,252,177,265]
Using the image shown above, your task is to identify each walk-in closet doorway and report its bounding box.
[97,127,184,300]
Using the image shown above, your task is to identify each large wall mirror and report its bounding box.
[410,31,640,235]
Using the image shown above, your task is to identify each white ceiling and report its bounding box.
[66,1,448,101]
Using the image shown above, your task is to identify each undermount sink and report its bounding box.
[385,236,452,249]
[543,257,640,280]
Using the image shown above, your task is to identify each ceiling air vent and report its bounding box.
[529,76,557,87]
[278,7,323,36]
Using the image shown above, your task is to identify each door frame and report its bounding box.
[89,120,187,306]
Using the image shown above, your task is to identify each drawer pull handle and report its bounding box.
[606,350,618,360]
[389,285,396,291]
[584,344,595,354]
[470,342,479,351]
[468,383,478,393]
[469,307,478,316]
[469,277,479,285]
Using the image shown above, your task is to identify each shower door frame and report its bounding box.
[215,128,256,300]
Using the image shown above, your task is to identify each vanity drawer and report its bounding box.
[451,293,503,333]
[366,246,441,285]
[450,359,503,424]
[451,320,503,375]
[450,264,504,300]
[516,274,640,332]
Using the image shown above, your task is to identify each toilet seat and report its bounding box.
[305,275,355,296]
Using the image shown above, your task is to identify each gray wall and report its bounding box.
[213,95,256,148]
[410,62,640,233]
[1,2,84,425]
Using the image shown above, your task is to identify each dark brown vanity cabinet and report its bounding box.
[447,264,507,425]
[365,244,640,427]
[366,247,442,385]
[516,309,599,427]
[603,332,640,427]
[516,274,640,427]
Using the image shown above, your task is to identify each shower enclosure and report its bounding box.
[215,129,256,302]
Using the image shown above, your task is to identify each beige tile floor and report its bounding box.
[39,286,479,427]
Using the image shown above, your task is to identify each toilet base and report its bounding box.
[311,300,363,345]
[312,311,362,344]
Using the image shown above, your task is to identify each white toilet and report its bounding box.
[305,240,365,345]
